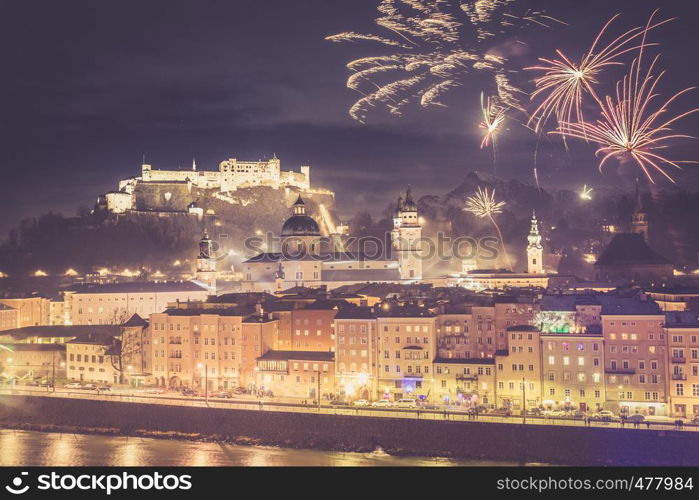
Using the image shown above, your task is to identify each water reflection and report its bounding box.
[0,429,514,466]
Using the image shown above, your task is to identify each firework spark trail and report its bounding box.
[328,0,563,122]
[464,187,512,270]
[479,91,507,149]
[527,11,672,136]
[555,52,699,184]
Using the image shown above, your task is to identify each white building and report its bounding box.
[63,282,208,325]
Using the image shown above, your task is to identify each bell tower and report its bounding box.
[196,230,218,295]
[391,189,422,280]
[527,210,543,274]
[631,179,649,241]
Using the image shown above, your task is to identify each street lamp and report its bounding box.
[197,362,208,403]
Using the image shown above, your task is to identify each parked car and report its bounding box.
[489,407,513,417]
[396,398,417,408]
[233,387,246,395]
[691,416,699,425]
[24,380,40,387]
[592,410,615,422]
[82,384,98,390]
[353,399,370,407]
[330,399,350,406]
[626,414,645,423]
[217,391,232,399]
[371,400,393,407]
[39,380,53,388]
[97,385,112,391]
[525,407,542,416]
[64,383,83,389]
[180,388,198,397]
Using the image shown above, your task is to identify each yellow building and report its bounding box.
[375,307,436,402]
[433,358,496,407]
[0,296,50,327]
[255,351,334,399]
[601,299,668,416]
[495,326,542,411]
[334,308,379,400]
[665,312,699,418]
[541,333,605,412]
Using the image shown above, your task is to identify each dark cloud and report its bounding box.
[0,0,698,234]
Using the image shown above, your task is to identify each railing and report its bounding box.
[672,357,687,364]
[3,387,699,433]
[672,373,688,380]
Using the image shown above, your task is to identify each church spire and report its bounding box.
[631,178,649,240]
[192,157,197,171]
[527,210,543,274]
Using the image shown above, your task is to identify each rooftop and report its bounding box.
[122,313,149,328]
[0,325,121,342]
[66,281,207,295]
[506,325,540,332]
[665,311,699,328]
[0,343,65,352]
[595,233,672,267]
[334,307,376,320]
[244,251,394,264]
[161,306,254,317]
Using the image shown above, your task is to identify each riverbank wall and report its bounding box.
[0,395,696,465]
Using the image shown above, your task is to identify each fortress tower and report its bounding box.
[527,210,543,274]
[391,188,423,280]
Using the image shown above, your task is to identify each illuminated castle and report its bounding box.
[105,155,312,214]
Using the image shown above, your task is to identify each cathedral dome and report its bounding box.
[281,196,320,236]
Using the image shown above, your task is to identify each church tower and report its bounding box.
[527,210,543,274]
[281,196,321,256]
[196,230,218,295]
[631,179,649,240]
[391,189,422,280]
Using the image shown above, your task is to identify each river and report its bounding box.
[0,429,517,466]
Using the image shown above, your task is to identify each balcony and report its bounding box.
[456,374,478,381]
[671,357,687,364]
[672,373,688,380]
[605,368,635,375]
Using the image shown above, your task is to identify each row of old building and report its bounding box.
[3,285,699,418]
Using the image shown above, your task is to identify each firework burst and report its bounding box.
[464,187,512,270]
[579,185,593,200]
[555,53,699,184]
[328,0,563,122]
[527,12,671,135]
[479,92,507,149]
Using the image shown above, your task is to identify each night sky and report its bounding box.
[1,0,698,235]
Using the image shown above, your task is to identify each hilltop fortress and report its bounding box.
[104,155,325,215]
